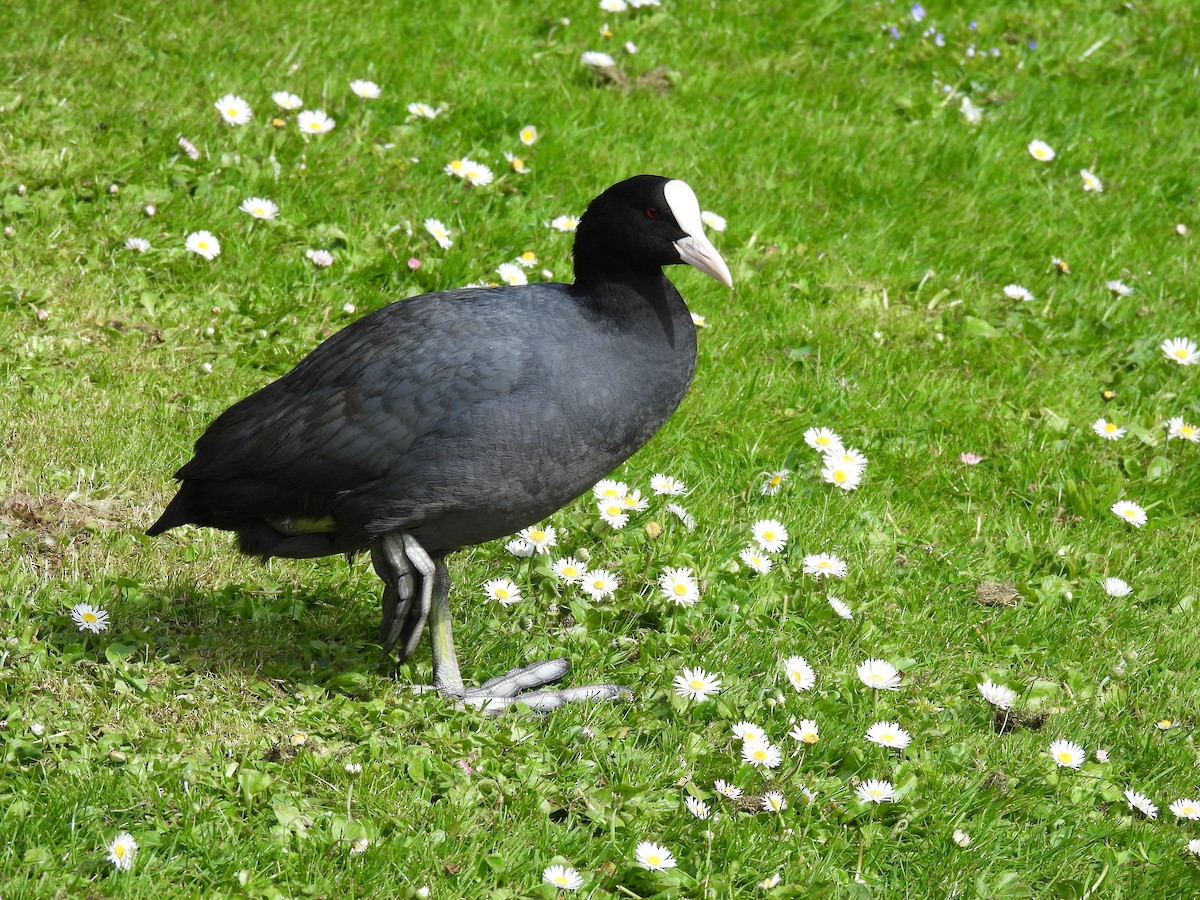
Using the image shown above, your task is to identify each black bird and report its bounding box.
[148,174,732,712]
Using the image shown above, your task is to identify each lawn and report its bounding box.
[3,0,1200,896]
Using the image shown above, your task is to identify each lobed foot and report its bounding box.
[420,658,632,716]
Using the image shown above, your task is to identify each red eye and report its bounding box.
[645,207,659,219]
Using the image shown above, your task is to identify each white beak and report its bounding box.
[674,232,733,288]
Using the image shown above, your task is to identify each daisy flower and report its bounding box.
[856,779,896,803]
[1080,169,1103,192]
[1028,139,1055,161]
[506,538,535,557]
[620,489,649,512]
[783,656,815,692]
[70,602,109,634]
[821,461,863,491]
[124,237,150,252]
[751,519,788,553]
[518,524,556,553]
[650,473,687,495]
[762,791,787,812]
[600,0,628,10]
[826,446,868,469]
[504,151,530,174]
[691,313,710,328]
[1167,416,1199,441]
[185,230,220,260]
[700,211,727,232]
[239,197,279,220]
[513,251,538,269]
[1004,284,1034,302]
[407,102,441,119]
[1189,839,1200,857]
[423,218,453,250]
[960,452,984,465]
[1161,337,1200,365]
[1092,418,1126,440]
[581,569,618,600]
[1051,256,1070,274]
[953,829,972,848]
[666,503,696,530]
[742,738,782,769]
[659,567,700,606]
[828,596,853,619]
[857,658,901,691]
[739,547,772,574]
[1103,577,1132,597]
[802,553,847,579]
[593,479,628,500]
[1111,500,1147,528]
[732,721,766,743]
[803,426,843,453]
[760,469,790,495]
[177,135,200,160]
[685,796,711,819]
[550,214,579,232]
[297,110,335,134]
[960,95,983,124]
[306,248,333,267]
[108,832,137,870]
[272,91,303,110]
[714,779,742,799]
[866,721,912,750]
[543,865,584,891]
[496,263,527,286]
[634,841,676,871]
[581,50,616,68]
[551,557,587,584]
[977,678,1016,710]
[759,874,782,889]
[214,93,252,125]
[597,501,629,529]
[519,124,538,145]
[350,79,381,99]
[789,719,819,744]
[1049,739,1086,769]
[1171,798,1200,820]
[463,161,494,187]
[483,578,522,607]
[1106,279,1133,296]
[674,666,721,702]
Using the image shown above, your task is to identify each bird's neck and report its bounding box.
[570,269,689,345]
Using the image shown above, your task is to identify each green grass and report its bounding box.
[3,0,1200,896]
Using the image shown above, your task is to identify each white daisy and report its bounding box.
[634,841,676,871]
[742,737,782,769]
[857,658,901,691]
[953,829,972,848]
[550,214,579,232]
[177,136,200,160]
[543,865,583,890]
[659,567,700,606]
[506,538,535,557]
[514,251,538,269]
[185,230,220,260]
[977,678,1016,709]
[751,519,788,553]
[593,479,629,500]
[739,547,772,574]
[350,79,381,99]
[960,95,983,124]
[789,719,819,744]
[306,248,333,268]
[581,50,616,68]
[597,501,629,530]
[1092,418,1126,440]
[600,0,628,10]
[424,218,453,249]
[407,102,441,119]
[691,312,710,328]
[825,446,869,469]
[650,473,687,495]
[1049,739,1086,769]
[483,578,522,607]
[1106,279,1133,296]
[1167,416,1199,442]
[1189,838,1200,857]
[1170,798,1200,820]
[1004,284,1034,302]
[620,489,649,512]
[214,94,252,125]
[762,791,787,812]
[700,210,727,232]
[1103,577,1132,597]
[108,832,138,871]
[239,197,279,220]
[828,596,853,619]
[1111,500,1147,528]
[759,469,790,495]
[803,426,843,453]
[463,161,494,186]
[714,779,742,799]
[496,263,527,286]
[673,666,721,702]
[518,524,557,553]
[124,237,150,252]
[70,602,109,634]
[297,110,335,134]
[783,655,815,692]
[551,557,587,584]
[1080,169,1103,192]
[855,779,895,803]
[1161,337,1200,365]
[821,461,863,491]
[732,721,765,743]
[581,569,619,600]
[865,721,912,750]
[685,796,711,819]
[519,124,539,145]
[802,553,847,579]
[504,151,531,174]
[1028,139,1055,161]
[272,91,303,110]
[666,503,695,530]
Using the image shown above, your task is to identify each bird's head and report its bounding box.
[573,175,733,288]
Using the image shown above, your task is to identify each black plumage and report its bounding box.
[148,174,731,711]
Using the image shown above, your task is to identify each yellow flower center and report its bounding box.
[647,854,661,866]
[803,733,818,744]
[82,612,98,623]
[834,470,847,483]
[1057,752,1072,762]
[688,679,704,690]
[673,584,687,595]
[554,876,569,885]
[226,107,239,117]
[1104,422,1117,433]
[114,845,126,858]
[1176,349,1189,358]
[753,749,766,760]
[495,588,509,599]
[762,530,775,541]
[817,436,831,446]
[529,530,545,542]
[769,476,782,487]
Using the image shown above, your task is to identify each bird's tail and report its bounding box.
[145,480,201,536]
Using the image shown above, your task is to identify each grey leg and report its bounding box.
[372,534,416,655]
